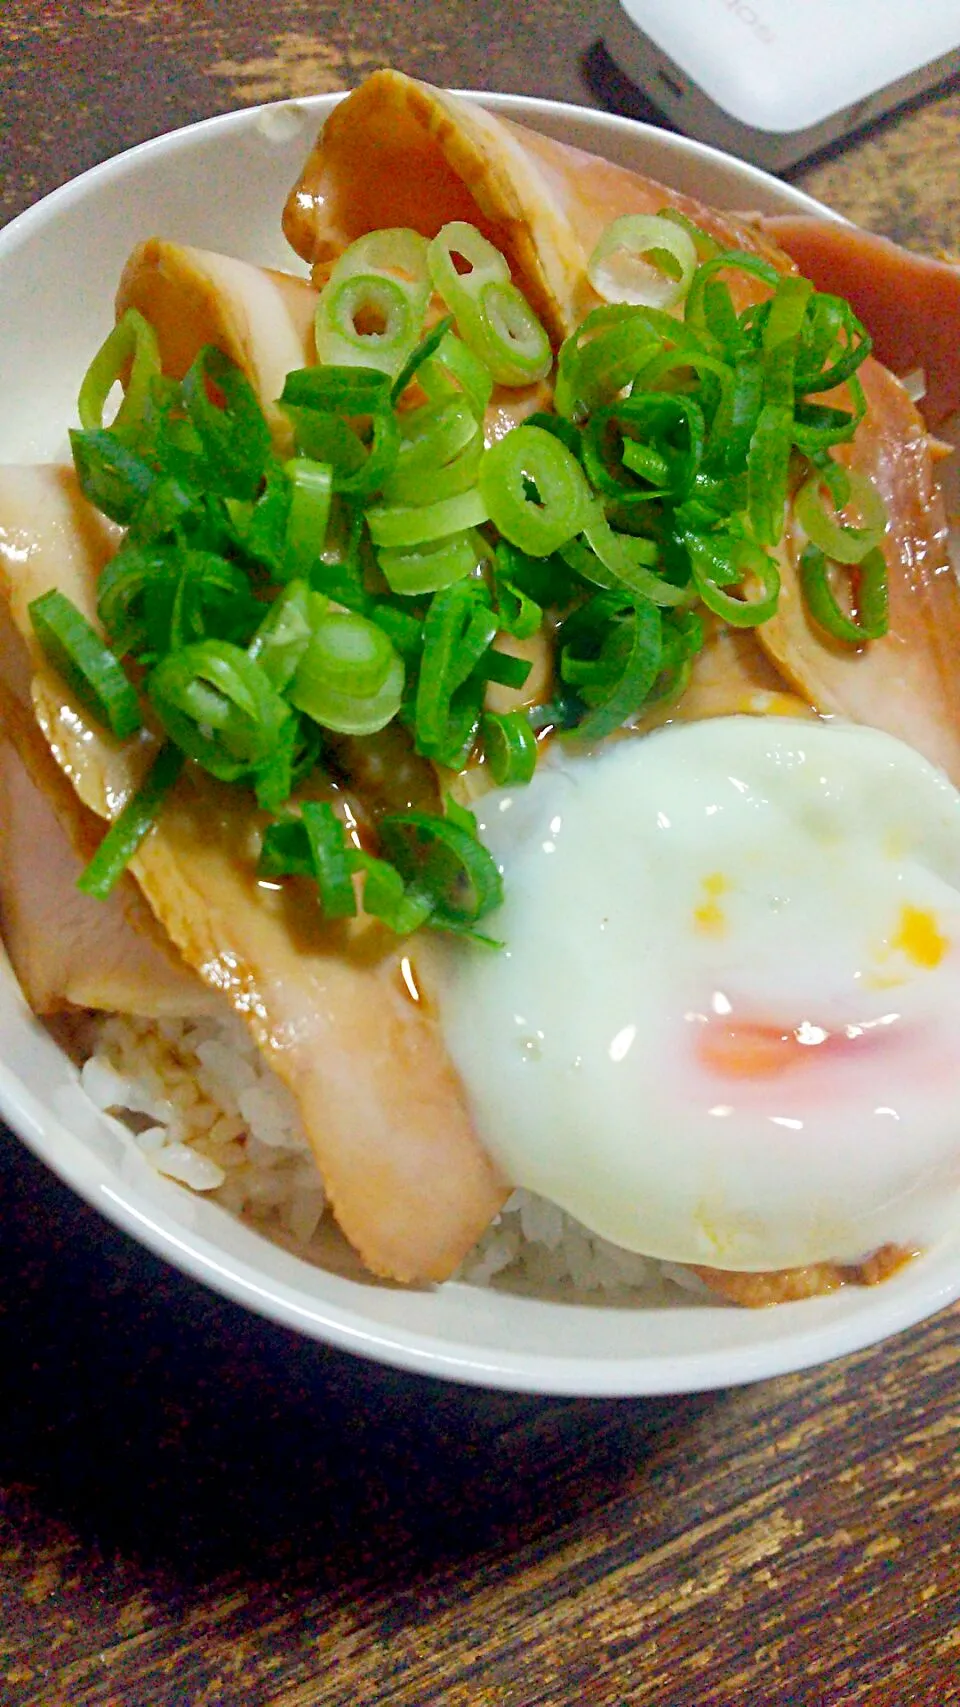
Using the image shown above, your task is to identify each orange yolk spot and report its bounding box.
[693,871,729,936]
[698,1019,864,1081]
[892,904,947,970]
[699,1021,805,1079]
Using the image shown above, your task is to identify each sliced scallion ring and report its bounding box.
[481,710,538,785]
[377,809,503,928]
[291,612,405,735]
[587,214,698,310]
[478,424,592,557]
[301,799,358,920]
[77,744,184,899]
[795,466,886,564]
[366,487,489,550]
[78,307,161,440]
[799,543,888,644]
[377,527,487,597]
[29,588,143,740]
[147,640,289,781]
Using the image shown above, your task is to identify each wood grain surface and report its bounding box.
[1,5,960,1703]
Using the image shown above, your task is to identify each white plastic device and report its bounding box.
[603,0,960,170]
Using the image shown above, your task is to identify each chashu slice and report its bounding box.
[115,239,319,452]
[759,358,960,788]
[115,233,551,450]
[759,215,960,430]
[0,680,212,1019]
[282,68,791,338]
[0,464,506,1284]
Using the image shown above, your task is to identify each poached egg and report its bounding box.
[428,716,960,1271]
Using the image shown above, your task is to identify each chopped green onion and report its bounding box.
[482,710,538,784]
[291,612,405,735]
[77,744,184,899]
[258,815,314,878]
[587,214,698,310]
[279,370,400,499]
[147,640,288,780]
[390,314,455,402]
[554,304,667,420]
[494,574,543,639]
[78,308,161,440]
[352,850,432,933]
[380,398,482,506]
[378,809,503,928]
[377,527,487,596]
[301,799,358,920]
[419,328,494,419]
[414,580,495,767]
[366,488,489,549]
[181,345,272,500]
[656,208,722,263]
[282,365,393,414]
[70,428,157,526]
[687,535,781,628]
[428,221,509,305]
[578,504,693,608]
[428,223,552,385]
[559,595,663,740]
[283,458,333,578]
[683,251,780,334]
[799,543,888,644]
[29,589,143,740]
[314,229,431,376]
[247,580,328,691]
[478,425,592,557]
[795,465,886,564]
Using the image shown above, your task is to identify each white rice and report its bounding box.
[82,1010,706,1299]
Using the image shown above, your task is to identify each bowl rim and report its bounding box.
[2,87,952,1397]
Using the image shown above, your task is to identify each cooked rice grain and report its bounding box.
[83,1012,705,1299]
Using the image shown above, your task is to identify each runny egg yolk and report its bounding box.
[427,716,960,1272]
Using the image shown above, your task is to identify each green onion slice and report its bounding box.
[478,424,592,557]
[414,580,495,767]
[301,799,358,920]
[77,744,184,899]
[291,612,405,735]
[181,345,272,501]
[283,458,334,578]
[559,595,663,740]
[366,487,489,550]
[482,710,538,785]
[314,229,431,377]
[795,465,886,564]
[587,214,698,310]
[351,849,433,934]
[377,527,487,597]
[378,809,503,928]
[688,535,781,628]
[799,542,888,644]
[147,640,288,780]
[29,589,143,740]
[247,579,328,692]
[78,308,161,441]
[70,428,157,526]
[380,398,482,506]
[418,329,495,420]
[554,305,668,420]
[428,223,551,386]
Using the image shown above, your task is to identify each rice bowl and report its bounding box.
[1,88,958,1394]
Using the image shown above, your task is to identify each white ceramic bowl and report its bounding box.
[2,92,957,1395]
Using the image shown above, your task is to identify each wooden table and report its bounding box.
[2,6,959,1702]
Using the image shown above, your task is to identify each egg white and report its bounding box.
[427,716,960,1271]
